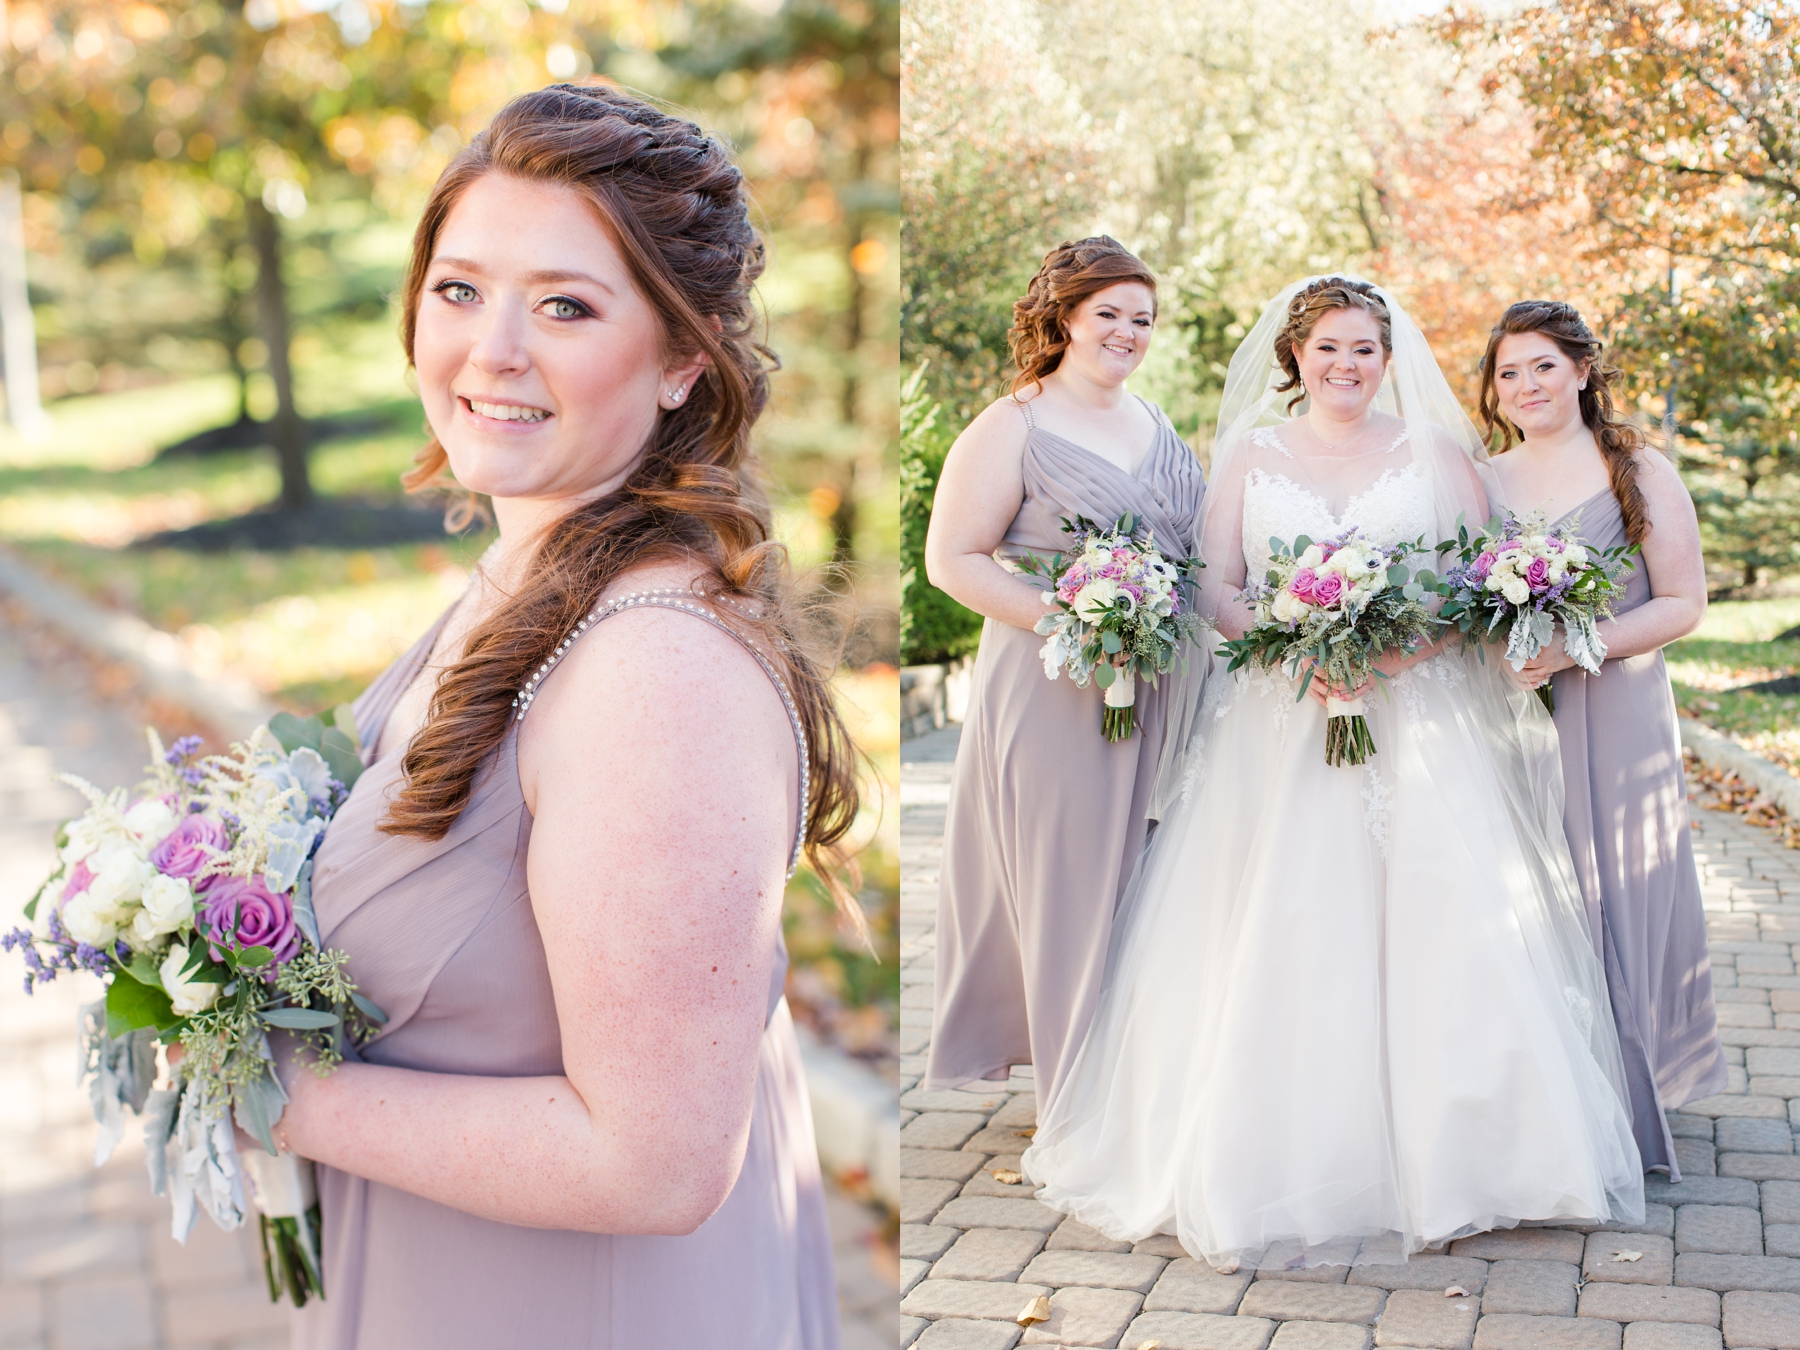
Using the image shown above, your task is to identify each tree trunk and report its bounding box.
[0,170,50,438]
[248,199,310,510]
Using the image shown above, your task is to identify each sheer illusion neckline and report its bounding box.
[1248,461,1424,529]
[1255,424,1411,462]
[1013,393,1164,480]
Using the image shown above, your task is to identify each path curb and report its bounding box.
[0,545,277,741]
[1679,715,1800,819]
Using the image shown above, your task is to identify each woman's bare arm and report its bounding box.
[924,398,1057,632]
[278,603,795,1236]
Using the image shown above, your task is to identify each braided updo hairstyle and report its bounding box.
[1476,300,1649,546]
[1008,236,1157,394]
[1272,277,1393,413]
[385,84,863,927]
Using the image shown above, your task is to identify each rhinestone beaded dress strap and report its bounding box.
[511,589,810,875]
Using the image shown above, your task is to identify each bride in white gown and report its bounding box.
[1021,277,1645,1271]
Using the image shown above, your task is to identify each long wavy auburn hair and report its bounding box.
[383,83,864,932]
[1272,277,1393,414]
[1476,300,1650,547]
[1008,236,1157,395]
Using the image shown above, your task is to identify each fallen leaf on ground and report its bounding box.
[1135,1341,1163,1350]
[1017,1294,1051,1326]
[990,1167,1023,1185]
[1019,1127,1036,1138]
[1444,1286,1469,1297]
[1610,1251,1643,1262]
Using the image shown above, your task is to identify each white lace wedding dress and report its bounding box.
[1022,425,1645,1270]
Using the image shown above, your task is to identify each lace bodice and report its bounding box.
[1240,435,1433,579]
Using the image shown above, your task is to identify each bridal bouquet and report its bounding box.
[1222,529,1437,766]
[1432,511,1635,713]
[1,710,382,1307]
[1016,511,1206,741]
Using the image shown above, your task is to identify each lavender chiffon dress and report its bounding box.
[1544,486,1727,1177]
[924,396,1205,1102]
[290,600,838,1350]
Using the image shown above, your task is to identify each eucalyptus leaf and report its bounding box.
[292,862,321,949]
[268,712,322,755]
[318,729,362,790]
[260,1007,339,1030]
[350,991,389,1024]
[1386,564,1409,587]
[1403,583,1423,601]
[1292,534,1312,554]
[330,703,363,755]
[1100,630,1122,654]
[232,1059,289,1157]
[1094,663,1116,689]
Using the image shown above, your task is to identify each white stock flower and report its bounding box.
[136,873,195,939]
[160,943,220,1017]
[84,847,155,913]
[59,815,107,867]
[62,890,122,948]
[123,798,178,849]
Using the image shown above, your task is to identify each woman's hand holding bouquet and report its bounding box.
[1221,529,1438,766]
[1432,510,1635,712]
[2,711,384,1306]
[1015,512,1206,741]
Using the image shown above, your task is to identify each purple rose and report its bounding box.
[199,874,298,966]
[1525,556,1551,590]
[150,814,229,881]
[1471,551,1495,579]
[1288,567,1318,600]
[1311,572,1345,607]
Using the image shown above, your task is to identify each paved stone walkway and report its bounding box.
[0,620,891,1350]
[901,723,1800,1350]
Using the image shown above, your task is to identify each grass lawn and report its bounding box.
[1667,598,1800,774]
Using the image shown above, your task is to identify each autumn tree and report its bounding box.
[1458,0,1800,590]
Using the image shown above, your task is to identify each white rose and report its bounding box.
[1502,579,1531,606]
[1271,591,1301,623]
[135,873,194,939]
[160,942,220,1017]
[84,847,155,913]
[1075,578,1120,622]
[123,798,179,849]
[1564,543,1589,566]
[1298,545,1325,569]
[61,890,121,948]
[59,815,105,867]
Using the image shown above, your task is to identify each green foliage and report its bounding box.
[899,364,982,665]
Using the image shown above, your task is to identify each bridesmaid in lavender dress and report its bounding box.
[921,238,1205,1102]
[1480,300,1726,1177]
[269,86,859,1348]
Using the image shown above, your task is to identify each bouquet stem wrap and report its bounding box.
[1101,669,1137,742]
[244,1149,324,1305]
[1323,695,1375,766]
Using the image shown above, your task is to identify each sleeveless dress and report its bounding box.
[924,396,1206,1102]
[1023,448,1643,1270]
[1537,486,1727,1177]
[290,591,839,1350]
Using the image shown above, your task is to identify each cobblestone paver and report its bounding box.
[901,723,1800,1350]
[0,622,889,1349]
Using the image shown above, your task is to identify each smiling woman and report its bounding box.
[918,237,1207,1103]
[265,84,860,1350]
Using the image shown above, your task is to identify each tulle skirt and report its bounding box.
[1022,650,1645,1269]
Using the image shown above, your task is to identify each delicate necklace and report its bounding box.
[1307,415,1375,452]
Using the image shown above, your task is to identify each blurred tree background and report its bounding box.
[899,0,1800,664]
[0,0,898,1073]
